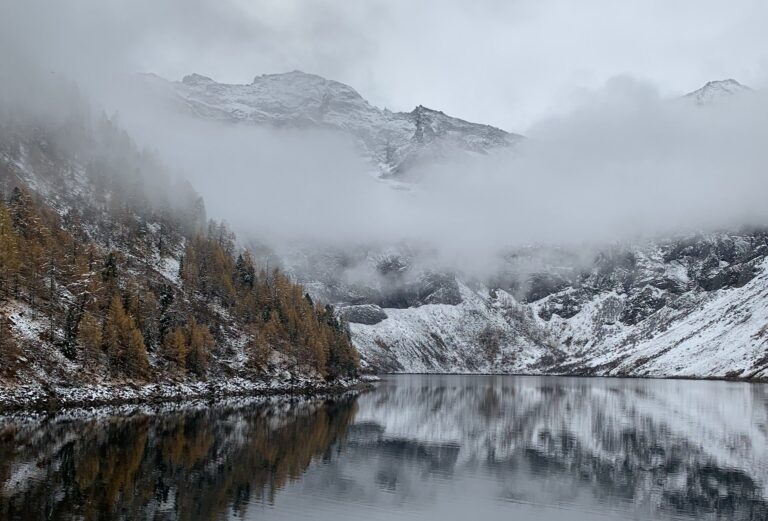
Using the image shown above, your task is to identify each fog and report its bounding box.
[104,75,768,274]
[3,0,768,277]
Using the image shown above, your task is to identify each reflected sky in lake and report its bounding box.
[2,375,767,520]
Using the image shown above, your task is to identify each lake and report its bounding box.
[1,375,767,520]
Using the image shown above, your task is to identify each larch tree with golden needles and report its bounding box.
[104,295,149,379]
[0,203,20,298]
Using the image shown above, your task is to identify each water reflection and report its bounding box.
[1,376,767,520]
[0,396,358,520]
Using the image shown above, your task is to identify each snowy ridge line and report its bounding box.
[146,70,523,177]
[0,375,377,413]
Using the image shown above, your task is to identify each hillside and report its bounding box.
[347,234,768,379]
[0,78,360,407]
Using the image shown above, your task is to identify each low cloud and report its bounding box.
[99,74,768,279]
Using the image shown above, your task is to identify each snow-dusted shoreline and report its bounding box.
[0,375,379,413]
[374,371,768,383]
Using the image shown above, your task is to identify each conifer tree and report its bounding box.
[0,204,20,298]
[104,295,148,379]
[245,323,271,370]
[78,312,103,368]
[0,312,18,372]
[163,326,188,372]
[186,319,214,376]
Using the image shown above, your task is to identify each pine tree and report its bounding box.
[62,305,78,360]
[245,323,271,370]
[158,284,175,345]
[8,187,36,239]
[234,252,255,290]
[102,251,118,284]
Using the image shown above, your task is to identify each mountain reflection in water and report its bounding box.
[1,375,767,520]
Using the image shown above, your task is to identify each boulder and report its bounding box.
[340,304,389,325]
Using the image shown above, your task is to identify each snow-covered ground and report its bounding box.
[349,239,768,379]
[0,374,368,412]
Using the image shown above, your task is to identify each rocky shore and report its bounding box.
[0,375,378,413]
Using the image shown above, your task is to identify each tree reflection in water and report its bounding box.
[0,396,358,520]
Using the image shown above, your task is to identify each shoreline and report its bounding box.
[3,370,764,414]
[372,372,768,384]
[0,376,378,414]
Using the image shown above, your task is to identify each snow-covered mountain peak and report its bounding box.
[684,78,751,106]
[248,70,367,104]
[150,71,523,177]
[182,73,216,86]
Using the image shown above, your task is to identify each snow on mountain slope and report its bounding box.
[683,78,751,106]
[149,71,522,177]
[538,256,768,379]
[337,78,768,378]
[350,283,556,373]
[348,232,768,378]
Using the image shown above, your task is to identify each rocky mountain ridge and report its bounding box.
[147,70,522,177]
[344,231,768,378]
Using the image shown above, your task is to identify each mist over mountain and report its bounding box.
[92,69,768,378]
[147,70,522,178]
[110,71,768,258]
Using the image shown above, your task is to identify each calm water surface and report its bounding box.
[1,375,767,520]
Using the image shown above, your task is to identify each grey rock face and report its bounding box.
[347,231,768,377]
[340,305,388,325]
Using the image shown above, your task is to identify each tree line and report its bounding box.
[0,181,358,381]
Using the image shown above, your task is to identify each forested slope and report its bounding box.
[0,78,358,396]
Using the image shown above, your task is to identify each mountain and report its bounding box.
[683,78,751,106]
[347,233,768,378]
[148,71,523,177]
[9,72,764,385]
[238,76,764,380]
[142,72,768,380]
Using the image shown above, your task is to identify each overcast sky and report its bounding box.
[3,0,768,131]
